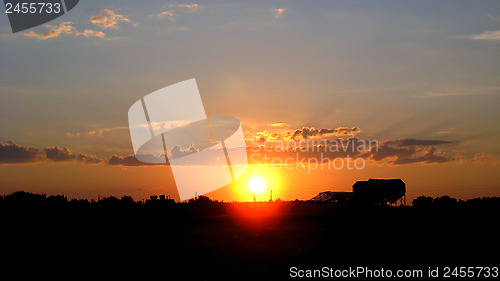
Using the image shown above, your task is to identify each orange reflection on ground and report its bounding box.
[224,201,288,231]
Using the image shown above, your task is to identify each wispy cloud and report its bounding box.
[90,9,135,30]
[455,13,500,41]
[24,9,135,39]
[23,21,76,39]
[87,130,103,136]
[23,21,104,40]
[23,21,105,40]
[456,29,500,41]
[486,14,500,22]
[270,122,287,127]
[80,29,106,38]
[65,126,128,138]
[150,10,176,21]
[420,87,500,97]
[150,3,199,21]
[175,4,199,10]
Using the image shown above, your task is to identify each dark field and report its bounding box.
[2,194,499,280]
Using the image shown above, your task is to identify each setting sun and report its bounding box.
[249,176,266,194]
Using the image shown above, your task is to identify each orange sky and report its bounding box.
[1,145,498,202]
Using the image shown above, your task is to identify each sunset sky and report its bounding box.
[1,0,499,202]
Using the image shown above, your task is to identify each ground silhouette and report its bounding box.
[1,191,498,280]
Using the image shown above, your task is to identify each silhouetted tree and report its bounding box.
[98,196,121,208]
[412,196,433,208]
[68,198,91,208]
[121,195,135,206]
[3,191,46,201]
[433,196,457,208]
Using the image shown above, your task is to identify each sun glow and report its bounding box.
[249,176,266,194]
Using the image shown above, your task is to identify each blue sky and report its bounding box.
[1,1,499,153]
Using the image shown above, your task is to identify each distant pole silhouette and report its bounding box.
[253,193,256,203]
[270,189,272,202]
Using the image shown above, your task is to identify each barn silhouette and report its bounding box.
[310,179,406,206]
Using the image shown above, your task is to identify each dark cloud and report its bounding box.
[368,145,416,162]
[0,141,43,164]
[44,146,104,164]
[1,141,158,166]
[386,138,458,147]
[392,146,450,165]
[362,139,459,165]
[107,154,164,166]
[44,146,75,162]
[76,152,103,164]
[170,144,199,159]
[1,137,461,167]
[292,126,360,140]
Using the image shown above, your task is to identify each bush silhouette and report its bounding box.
[412,196,433,208]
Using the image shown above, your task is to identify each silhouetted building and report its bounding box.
[144,194,175,207]
[310,191,352,203]
[310,179,406,206]
[353,179,406,205]
[159,194,175,203]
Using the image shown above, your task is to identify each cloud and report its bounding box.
[175,4,199,9]
[292,127,360,140]
[0,136,467,168]
[24,21,77,40]
[270,122,287,127]
[274,8,286,18]
[150,10,175,21]
[23,9,134,40]
[422,92,469,97]
[246,126,361,143]
[0,141,43,164]
[87,130,103,136]
[171,144,199,159]
[80,29,106,38]
[367,145,416,162]
[361,139,460,165]
[66,126,128,138]
[456,29,500,41]
[23,21,105,40]
[44,146,104,164]
[44,146,75,162]
[150,3,199,21]
[392,146,452,165]
[108,154,162,166]
[1,141,106,165]
[486,14,500,21]
[419,87,500,98]
[385,138,458,147]
[90,9,134,30]
[76,152,103,164]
